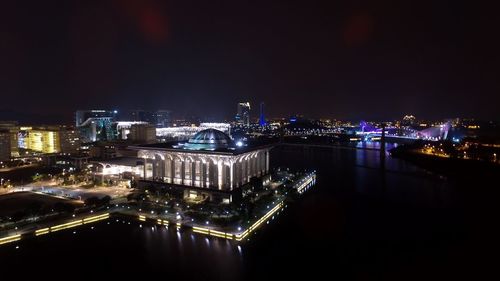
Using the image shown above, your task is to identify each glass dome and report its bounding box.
[183,129,232,150]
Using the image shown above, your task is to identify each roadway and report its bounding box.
[5,185,131,201]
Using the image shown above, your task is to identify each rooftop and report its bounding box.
[130,137,276,155]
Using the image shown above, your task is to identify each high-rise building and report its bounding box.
[130,110,155,124]
[0,129,11,161]
[129,109,172,128]
[129,124,157,144]
[155,110,172,128]
[259,102,266,126]
[0,121,19,157]
[75,110,117,142]
[235,102,251,126]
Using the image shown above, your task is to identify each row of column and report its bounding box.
[141,149,270,190]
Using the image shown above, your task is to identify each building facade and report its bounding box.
[235,102,251,126]
[0,130,11,161]
[27,130,60,153]
[58,128,81,154]
[131,129,272,202]
[75,110,117,142]
[19,126,81,154]
[129,109,172,128]
[115,121,149,140]
[156,123,231,141]
[259,102,266,126]
[129,124,157,143]
[155,110,172,128]
[0,121,19,157]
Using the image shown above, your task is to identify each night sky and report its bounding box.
[1,0,499,123]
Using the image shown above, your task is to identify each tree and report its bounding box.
[100,195,111,205]
[11,211,27,222]
[84,197,100,207]
[26,201,42,217]
[53,202,75,213]
[250,176,263,191]
[99,123,108,141]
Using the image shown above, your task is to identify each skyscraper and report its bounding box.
[259,102,266,127]
[235,102,251,126]
[130,110,155,124]
[129,109,172,128]
[155,110,172,128]
[75,110,117,142]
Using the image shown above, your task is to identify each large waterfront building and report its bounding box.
[235,102,251,126]
[131,129,272,203]
[75,110,117,142]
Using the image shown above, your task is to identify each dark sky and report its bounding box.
[1,0,499,122]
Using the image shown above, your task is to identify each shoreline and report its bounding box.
[0,172,316,245]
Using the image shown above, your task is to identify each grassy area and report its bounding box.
[0,192,82,217]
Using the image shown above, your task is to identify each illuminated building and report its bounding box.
[131,129,272,203]
[0,130,11,161]
[259,102,266,127]
[235,102,251,126]
[27,130,60,153]
[402,115,416,126]
[90,157,144,185]
[75,110,117,142]
[20,126,81,154]
[115,121,149,140]
[156,123,231,140]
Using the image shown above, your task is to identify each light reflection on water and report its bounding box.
[0,145,472,280]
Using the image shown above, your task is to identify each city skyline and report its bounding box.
[2,2,500,280]
[2,1,500,122]
[0,105,498,126]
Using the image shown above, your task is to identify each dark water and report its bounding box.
[1,146,499,280]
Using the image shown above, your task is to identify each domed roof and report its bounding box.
[183,129,232,150]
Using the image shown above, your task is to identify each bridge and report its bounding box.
[356,121,451,142]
